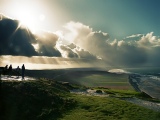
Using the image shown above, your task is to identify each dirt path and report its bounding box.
[124,98,160,111]
[70,89,160,111]
[70,89,109,97]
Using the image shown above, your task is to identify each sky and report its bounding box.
[0,0,160,69]
[1,0,160,39]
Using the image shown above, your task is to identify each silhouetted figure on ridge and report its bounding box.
[22,64,25,80]
[16,66,20,78]
[4,65,8,70]
[8,64,12,77]
[3,65,8,75]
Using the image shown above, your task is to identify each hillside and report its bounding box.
[0,79,76,120]
[0,79,160,120]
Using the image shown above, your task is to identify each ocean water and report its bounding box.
[120,67,160,100]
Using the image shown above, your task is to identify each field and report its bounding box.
[25,68,132,90]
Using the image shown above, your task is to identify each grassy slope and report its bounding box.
[0,79,160,120]
[0,79,76,120]
[61,95,160,120]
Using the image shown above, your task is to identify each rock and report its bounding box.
[96,90,103,93]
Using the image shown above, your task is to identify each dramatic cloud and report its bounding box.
[1,15,160,68]
[56,42,97,59]
[137,32,160,48]
[0,15,98,60]
[0,15,37,56]
[34,30,61,57]
[64,21,110,59]
[56,43,78,58]
[0,15,62,57]
[64,22,160,67]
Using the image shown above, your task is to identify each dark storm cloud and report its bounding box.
[0,14,61,57]
[112,40,147,66]
[0,15,99,60]
[0,14,37,56]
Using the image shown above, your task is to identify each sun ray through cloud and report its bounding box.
[0,0,160,69]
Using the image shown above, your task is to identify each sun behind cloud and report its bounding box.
[9,3,46,33]
[15,8,36,31]
[39,14,45,22]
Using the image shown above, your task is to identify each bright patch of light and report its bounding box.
[56,31,64,40]
[15,9,36,32]
[39,14,45,22]
[108,69,130,74]
[32,43,39,52]
[64,22,78,43]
